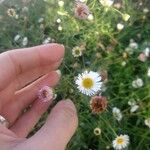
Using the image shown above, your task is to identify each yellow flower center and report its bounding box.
[117,137,124,145]
[82,78,94,89]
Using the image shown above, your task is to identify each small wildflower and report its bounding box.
[94,127,101,136]
[117,23,124,31]
[38,17,44,23]
[129,40,138,49]
[144,47,150,57]
[56,18,61,23]
[58,0,64,7]
[112,134,130,150]
[7,8,16,17]
[138,53,147,62]
[14,34,21,42]
[90,96,108,114]
[38,86,54,102]
[132,78,143,88]
[113,107,122,121]
[75,71,102,96]
[72,46,83,57]
[121,61,126,67]
[22,37,28,46]
[74,1,90,19]
[88,14,94,21]
[99,0,114,7]
[143,8,149,14]
[130,105,139,113]
[43,37,51,44]
[145,118,150,128]
[58,25,63,31]
[122,13,130,22]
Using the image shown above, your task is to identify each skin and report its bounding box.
[0,44,78,150]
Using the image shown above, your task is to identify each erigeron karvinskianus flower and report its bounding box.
[72,46,83,57]
[7,8,16,17]
[112,134,130,150]
[90,96,107,114]
[117,23,124,31]
[144,47,150,57]
[72,45,85,57]
[38,86,54,102]
[99,0,114,7]
[138,53,147,62]
[145,118,150,128]
[74,1,90,19]
[14,34,21,42]
[22,37,28,46]
[75,71,102,96]
[58,0,64,7]
[128,100,139,113]
[132,78,143,88]
[94,127,101,136]
[122,13,130,22]
[112,107,122,121]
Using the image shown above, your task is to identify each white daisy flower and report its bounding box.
[112,134,130,150]
[112,107,122,121]
[128,100,139,113]
[72,46,83,57]
[143,8,149,14]
[56,18,61,23]
[75,71,102,96]
[22,37,28,46]
[145,118,150,128]
[144,47,150,57]
[129,41,138,49]
[132,78,143,88]
[117,23,124,31]
[122,13,130,22]
[58,25,63,31]
[88,14,94,20]
[130,105,139,113]
[147,68,150,77]
[58,0,64,7]
[99,0,114,7]
[94,127,101,136]
[43,37,51,44]
[38,17,44,23]
[14,34,21,42]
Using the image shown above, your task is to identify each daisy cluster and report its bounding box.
[0,0,150,149]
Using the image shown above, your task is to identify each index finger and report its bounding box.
[0,43,65,90]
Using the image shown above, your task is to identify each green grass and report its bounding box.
[0,0,150,149]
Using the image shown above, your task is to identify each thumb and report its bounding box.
[24,100,78,150]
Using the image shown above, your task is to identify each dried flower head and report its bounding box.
[74,1,90,19]
[90,96,108,114]
[100,69,108,82]
[38,86,54,102]
[94,127,101,136]
[7,8,16,17]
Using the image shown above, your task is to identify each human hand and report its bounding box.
[0,44,78,150]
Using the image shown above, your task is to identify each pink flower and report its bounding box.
[38,86,54,102]
[74,1,90,19]
[138,53,147,62]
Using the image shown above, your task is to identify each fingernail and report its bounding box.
[63,99,77,112]
[56,69,61,77]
